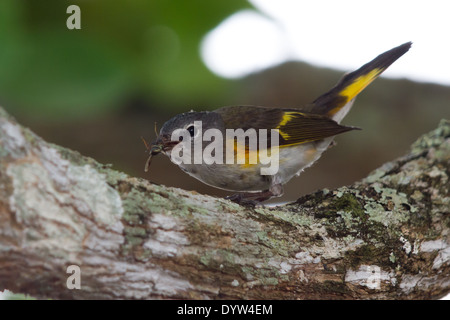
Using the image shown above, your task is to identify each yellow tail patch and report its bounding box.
[328,68,383,117]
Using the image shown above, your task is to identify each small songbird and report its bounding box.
[144,42,411,204]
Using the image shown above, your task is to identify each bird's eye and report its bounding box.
[187,125,195,137]
[178,136,183,141]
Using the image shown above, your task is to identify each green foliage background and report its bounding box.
[0,0,250,119]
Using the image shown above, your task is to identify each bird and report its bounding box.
[144,42,411,204]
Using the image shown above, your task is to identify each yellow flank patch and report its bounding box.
[227,138,281,168]
[339,68,382,102]
[238,145,259,168]
[226,138,258,168]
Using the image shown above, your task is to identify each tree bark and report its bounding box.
[0,106,448,300]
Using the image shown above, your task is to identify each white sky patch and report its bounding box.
[201,10,292,78]
[201,0,450,86]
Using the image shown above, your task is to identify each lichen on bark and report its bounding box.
[0,107,448,299]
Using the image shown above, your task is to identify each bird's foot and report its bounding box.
[225,185,283,207]
[225,193,262,207]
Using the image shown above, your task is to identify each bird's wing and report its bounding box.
[215,106,356,148]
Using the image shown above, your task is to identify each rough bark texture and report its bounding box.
[0,106,448,300]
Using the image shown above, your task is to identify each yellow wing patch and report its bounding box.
[278,111,302,127]
[277,111,305,140]
[275,111,356,148]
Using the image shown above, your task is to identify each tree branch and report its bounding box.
[0,106,448,299]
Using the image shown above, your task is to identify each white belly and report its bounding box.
[169,138,333,192]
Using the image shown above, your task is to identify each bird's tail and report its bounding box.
[309,42,412,122]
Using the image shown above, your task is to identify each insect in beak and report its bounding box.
[142,136,164,172]
[142,134,181,173]
[144,144,163,172]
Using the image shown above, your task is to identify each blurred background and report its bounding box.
[0,0,449,204]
